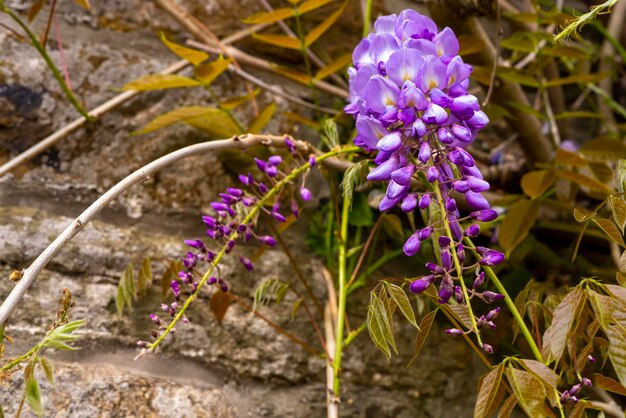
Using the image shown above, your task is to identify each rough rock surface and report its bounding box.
[1,1,485,417]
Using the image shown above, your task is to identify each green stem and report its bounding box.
[149,146,360,352]
[3,8,92,121]
[433,182,483,346]
[343,321,366,348]
[332,192,351,395]
[362,0,372,37]
[1,344,39,371]
[479,262,544,363]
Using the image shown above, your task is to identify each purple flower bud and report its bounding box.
[417,227,432,241]
[482,291,504,303]
[239,173,253,185]
[418,193,431,209]
[477,248,505,266]
[161,303,169,312]
[467,176,490,192]
[403,233,422,256]
[391,165,415,185]
[258,235,277,247]
[418,142,431,163]
[449,149,465,165]
[171,280,180,296]
[242,197,255,207]
[457,149,476,167]
[441,249,452,270]
[266,165,278,178]
[150,314,161,326]
[285,137,296,152]
[426,262,440,273]
[272,211,287,222]
[182,316,190,324]
[445,328,464,336]
[268,155,282,166]
[290,199,299,218]
[202,215,217,228]
[467,110,489,129]
[401,194,418,212]
[412,119,427,137]
[409,276,432,293]
[482,343,493,354]
[426,166,438,182]
[587,355,596,363]
[569,384,582,396]
[457,244,465,262]
[220,193,238,204]
[377,132,403,153]
[227,187,243,197]
[239,256,254,271]
[464,224,480,237]
[581,378,592,387]
[300,187,312,201]
[445,198,457,212]
[258,183,268,193]
[465,191,490,210]
[486,307,500,321]
[379,195,402,212]
[451,123,472,143]
[308,155,316,167]
[473,271,485,289]
[454,286,464,303]
[255,158,267,172]
[367,156,399,181]
[453,180,469,193]
[386,180,409,199]
[209,276,217,284]
[449,216,463,240]
[184,239,205,250]
[438,280,453,304]
[438,236,451,247]
[471,209,498,222]
[226,240,235,253]
[437,127,454,144]
[211,202,228,212]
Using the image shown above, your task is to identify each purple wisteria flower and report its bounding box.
[347,10,504,349]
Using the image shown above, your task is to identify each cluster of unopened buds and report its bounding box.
[346,10,505,350]
[144,138,316,343]
[560,377,592,404]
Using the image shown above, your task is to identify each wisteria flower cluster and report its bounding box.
[144,138,315,345]
[346,10,505,345]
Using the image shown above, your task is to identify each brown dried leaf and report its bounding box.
[474,363,505,418]
[407,310,437,367]
[542,287,586,364]
[210,291,232,323]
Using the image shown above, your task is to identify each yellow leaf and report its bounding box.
[74,0,90,9]
[499,198,540,255]
[195,57,232,85]
[520,170,555,199]
[243,8,295,24]
[253,33,301,50]
[314,53,352,80]
[269,64,311,85]
[594,218,626,248]
[283,112,320,129]
[220,89,261,110]
[187,112,243,138]
[27,0,46,22]
[304,1,347,47]
[573,207,596,222]
[543,72,610,87]
[135,106,239,136]
[554,169,612,194]
[579,137,626,162]
[298,0,335,14]
[123,74,201,91]
[458,34,487,56]
[554,149,587,167]
[160,33,209,66]
[248,103,276,134]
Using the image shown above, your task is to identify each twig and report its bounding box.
[52,9,71,91]
[0,22,265,177]
[345,214,383,289]
[0,135,353,325]
[256,0,348,89]
[41,0,57,46]
[186,40,349,99]
[324,304,339,418]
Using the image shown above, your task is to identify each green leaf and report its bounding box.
[340,160,369,206]
[497,68,540,88]
[408,310,437,367]
[505,367,555,418]
[314,53,352,80]
[520,170,555,199]
[137,257,152,296]
[542,286,586,364]
[499,198,540,255]
[161,260,183,298]
[474,363,505,418]
[252,33,301,50]
[243,8,295,24]
[348,193,374,227]
[210,291,232,323]
[159,33,208,66]
[25,377,44,417]
[384,282,418,328]
[367,304,391,360]
[290,298,302,321]
[194,57,232,85]
[116,263,135,315]
[321,118,339,148]
[593,217,626,247]
[594,373,626,396]
[371,292,397,354]
[298,0,336,14]
[248,103,276,134]
[123,74,201,91]
[253,278,290,309]
[579,138,626,162]
[554,111,603,120]
[304,1,347,47]
[608,195,626,233]
[39,357,54,386]
[543,72,610,87]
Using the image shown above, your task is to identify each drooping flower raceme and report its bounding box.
[346,10,504,345]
